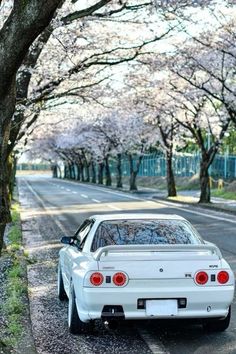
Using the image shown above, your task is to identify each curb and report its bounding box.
[152,195,236,216]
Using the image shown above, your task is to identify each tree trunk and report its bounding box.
[129,172,138,191]
[51,164,58,178]
[98,163,104,184]
[81,165,85,182]
[199,160,211,203]
[57,164,62,179]
[129,155,142,191]
[0,161,11,254]
[7,154,17,200]
[64,164,68,178]
[85,163,90,182]
[75,163,81,181]
[166,152,177,197]
[0,83,14,254]
[105,157,112,186]
[91,162,96,184]
[116,153,123,188]
[67,163,74,179]
[0,225,6,256]
[68,165,71,178]
[71,163,76,179]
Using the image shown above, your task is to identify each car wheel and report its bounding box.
[58,264,68,301]
[203,307,231,332]
[68,284,94,334]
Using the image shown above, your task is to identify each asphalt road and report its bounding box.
[18,175,236,354]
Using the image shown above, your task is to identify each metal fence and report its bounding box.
[17,154,236,179]
[17,163,50,171]
[109,153,236,179]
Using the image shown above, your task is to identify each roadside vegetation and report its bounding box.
[116,175,236,200]
[211,190,236,201]
[0,201,28,350]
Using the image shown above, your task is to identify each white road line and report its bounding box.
[66,189,71,192]
[60,187,64,189]
[106,204,122,211]
[81,194,88,198]
[61,180,141,201]
[72,191,78,194]
[23,179,68,234]
[138,328,168,354]
[86,186,141,200]
[92,199,101,203]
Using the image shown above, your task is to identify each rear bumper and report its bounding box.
[75,283,234,322]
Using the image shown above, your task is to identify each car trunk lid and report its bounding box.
[95,244,222,279]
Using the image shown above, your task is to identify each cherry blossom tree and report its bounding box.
[1,0,232,254]
[165,7,236,202]
[168,81,231,203]
[0,0,64,253]
[130,3,236,202]
[126,72,183,197]
[0,0,163,253]
[94,111,158,190]
[26,107,158,191]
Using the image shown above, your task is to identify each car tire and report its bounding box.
[58,264,68,301]
[203,307,231,332]
[68,284,94,334]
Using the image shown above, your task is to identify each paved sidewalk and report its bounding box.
[167,190,236,214]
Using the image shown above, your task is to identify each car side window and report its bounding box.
[76,220,94,250]
[74,220,90,240]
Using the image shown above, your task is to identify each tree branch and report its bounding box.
[31,28,172,102]
[62,0,111,24]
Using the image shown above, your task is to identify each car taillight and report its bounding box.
[195,271,208,285]
[217,271,229,284]
[90,272,104,286]
[113,272,127,286]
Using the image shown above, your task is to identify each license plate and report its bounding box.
[146,300,178,316]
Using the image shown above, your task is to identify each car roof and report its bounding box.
[89,213,186,222]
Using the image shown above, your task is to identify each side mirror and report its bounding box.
[61,236,75,245]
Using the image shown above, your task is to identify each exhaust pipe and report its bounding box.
[102,305,124,329]
[103,319,119,330]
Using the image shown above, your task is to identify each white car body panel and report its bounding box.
[58,214,235,324]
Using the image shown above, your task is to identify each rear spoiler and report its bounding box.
[93,242,222,261]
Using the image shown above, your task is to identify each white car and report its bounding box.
[58,213,235,334]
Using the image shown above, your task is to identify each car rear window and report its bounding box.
[91,219,203,251]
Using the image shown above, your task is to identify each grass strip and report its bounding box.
[1,201,27,347]
[211,189,236,200]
